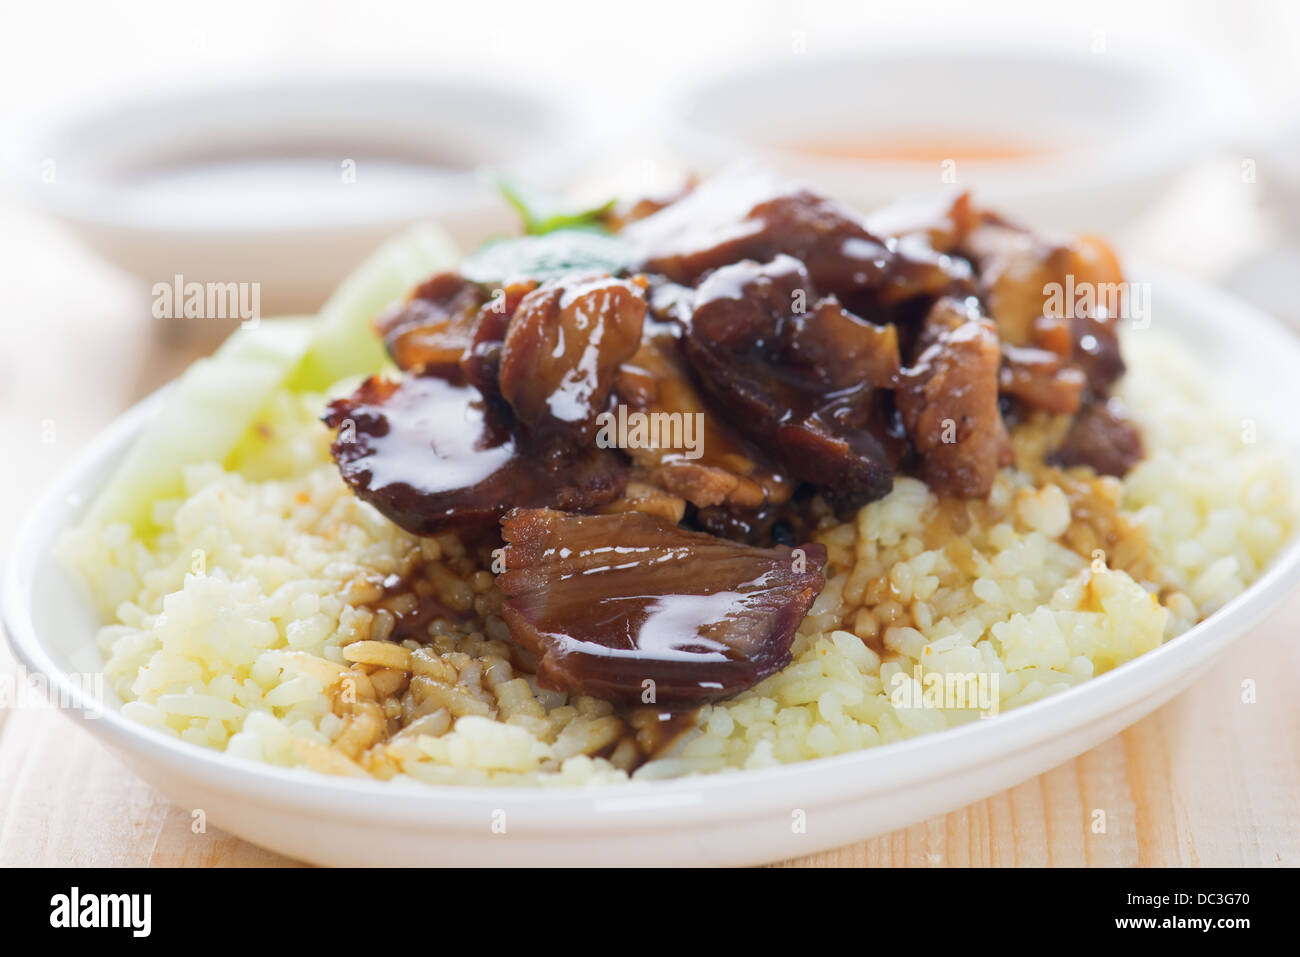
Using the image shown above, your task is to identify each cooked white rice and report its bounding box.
[58,333,1297,786]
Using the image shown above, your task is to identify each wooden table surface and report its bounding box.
[2,166,1298,867]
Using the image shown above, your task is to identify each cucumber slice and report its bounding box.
[87,222,460,533]
[291,223,460,391]
[88,319,313,533]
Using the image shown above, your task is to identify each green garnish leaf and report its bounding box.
[490,174,615,236]
[460,230,637,285]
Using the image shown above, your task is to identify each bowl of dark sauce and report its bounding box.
[10,77,594,310]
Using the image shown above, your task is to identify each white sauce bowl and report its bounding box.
[666,48,1219,233]
[6,78,594,310]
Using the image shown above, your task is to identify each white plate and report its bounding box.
[5,273,1300,867]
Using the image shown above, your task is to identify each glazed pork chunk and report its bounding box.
[324,166,1146,708]
[499,508,826,707]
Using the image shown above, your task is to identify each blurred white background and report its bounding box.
[4,0,1300,280]
[2,0,1298,131]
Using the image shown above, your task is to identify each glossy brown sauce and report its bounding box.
[498,508,827,708]
[359,376,516,496]
[325,374,627,536]
[614,707,699,766]
[359,552,699,768]
[371,569,473,644]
